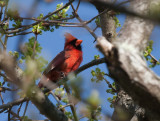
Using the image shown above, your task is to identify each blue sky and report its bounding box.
[0,0,160,120]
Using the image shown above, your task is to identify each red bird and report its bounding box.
[38,33,83,88]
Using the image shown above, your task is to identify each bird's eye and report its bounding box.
[70,39,77,46]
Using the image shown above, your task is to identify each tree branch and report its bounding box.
[96,1,160,114]
[5,0,74,34]
[0,53,68,121]
[89,0,160,24]
[0,98,27,109]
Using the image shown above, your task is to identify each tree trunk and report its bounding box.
[91,0,160,120]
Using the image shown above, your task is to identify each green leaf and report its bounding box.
[113,16,121,28]
[148,49,152,54]
[94,55,100,60]
[91,70,96,76]
[95,17,100,27]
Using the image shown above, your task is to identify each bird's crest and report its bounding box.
[64,33,77,44]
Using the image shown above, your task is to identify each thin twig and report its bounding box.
[23,101,29,117]
[7,31,33,37]
[17,103,23,116]
[4,18,9,50]
[0,87,18,92]
[8,107,12,121]
[93,26,99,32]
[43,0,74,19]
[75,0,81,12]
[0,107,7,113]
[56,15,75,21]
[6,0,74,34]
[0,92,4,104]
[32,34,37,59]
[64,85,79,121]
[60,24,83,27]
[0,36,6,50]
[103,78,117,92]
[149,53,159,65]
[10,111,22,120]
[58,104,71,110]
[21,17,83,25]
[50,91,61,106]
[70,2,98,41]
[149,53,159,63]
[3,0,9,22]
[7,16,77,31]
[0,72,11,82]
[85,9,108,24]
[0,98,28,109]
[76,15,98,41]
[0,7,3,20]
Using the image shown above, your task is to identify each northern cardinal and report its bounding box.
[38,33,83,88]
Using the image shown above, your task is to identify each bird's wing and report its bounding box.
[43,51,70,75]
[71,54,83,71]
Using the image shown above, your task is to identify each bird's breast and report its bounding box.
[61,49,82,73]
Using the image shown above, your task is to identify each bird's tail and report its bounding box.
[38,71,62,89]
[38,75,49,88]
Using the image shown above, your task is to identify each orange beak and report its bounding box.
[75,39,82,46]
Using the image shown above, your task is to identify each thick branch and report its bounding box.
[29,87,68,121]
[0,57,106,112]
[95,0,160,117]
[89,0,160,24]
[0,53,68,121]
[91,0,116,42]
[91,1,139,120]
[97,35,160,117]
[75,58,106,74]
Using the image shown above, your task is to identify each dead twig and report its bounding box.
[23,101,29,117]
[50,91,61,106]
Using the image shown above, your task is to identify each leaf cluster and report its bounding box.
[87,106,102,121]
[21,37,48,73]
[113,16,121,28]
[107,95,116,108]
[7,8,23,30]
[95,17,101,27]
[144,40,160,68]
[49,3,70,20]
[91,67,105,83]
[32,3,71,35]
[55,87,69,104]
[106,82,116,95]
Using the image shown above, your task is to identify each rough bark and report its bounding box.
[91,0,141,121]
[93,0,160,120]
[91,0,116,42]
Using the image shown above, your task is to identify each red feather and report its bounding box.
[38,33,83,88]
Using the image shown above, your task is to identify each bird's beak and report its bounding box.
[75,40,82,46]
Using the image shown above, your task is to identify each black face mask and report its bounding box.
[69,39,82,51]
